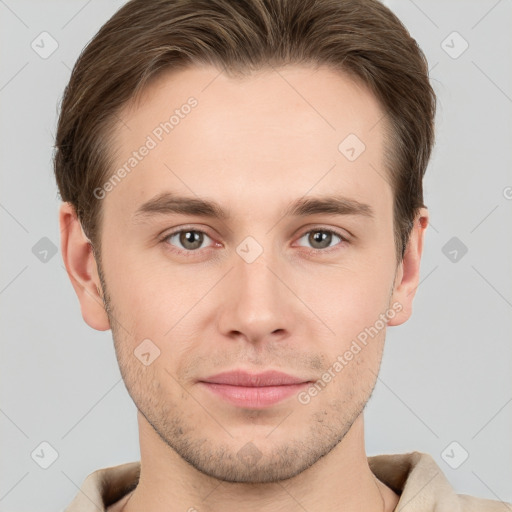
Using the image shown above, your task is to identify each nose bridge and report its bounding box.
[239,250,277,300]
[236,242,282,313]
[218,239,290,341]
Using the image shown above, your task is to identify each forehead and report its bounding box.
[104,64,392,226]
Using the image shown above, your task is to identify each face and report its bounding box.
[79,64,418,483]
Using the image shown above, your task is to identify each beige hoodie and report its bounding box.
[64,451,510,512]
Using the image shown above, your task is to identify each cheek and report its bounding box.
[103,250,181,334]
[298,259,393,326]
[294,262,394,379]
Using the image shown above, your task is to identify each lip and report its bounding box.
[201,370,309,387]
[198,370,312,409]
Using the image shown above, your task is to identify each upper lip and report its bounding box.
[200,370,310,387]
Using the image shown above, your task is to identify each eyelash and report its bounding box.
[159,226,349,257]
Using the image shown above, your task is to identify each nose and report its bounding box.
[216,247,293,345]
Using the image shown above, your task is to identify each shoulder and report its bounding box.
[368,451,511,511]
[457,493,512,511]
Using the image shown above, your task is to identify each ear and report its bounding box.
[59,202,110,331]
[388,207,429,326]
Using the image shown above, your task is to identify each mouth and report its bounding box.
[198,369,313,409]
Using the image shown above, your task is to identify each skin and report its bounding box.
[60,64,428,512]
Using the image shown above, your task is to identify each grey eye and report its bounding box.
[166,230,211,251]
[297,230,343,250]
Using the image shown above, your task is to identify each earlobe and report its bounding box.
[59,202,111,331]
[388,207,429,327]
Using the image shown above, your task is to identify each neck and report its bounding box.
[123,413,399,512]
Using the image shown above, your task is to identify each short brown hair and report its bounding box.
[54,0,436,263]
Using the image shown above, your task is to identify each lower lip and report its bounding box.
[199,382,310,409]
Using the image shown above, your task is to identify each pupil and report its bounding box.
[181,231,202,249]
[311,231,330,248]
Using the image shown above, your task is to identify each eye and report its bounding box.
[159,226,349,257]
[296,228,348,252]
[162,228,214,253]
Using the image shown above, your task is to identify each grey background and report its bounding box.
[1,0,511,510]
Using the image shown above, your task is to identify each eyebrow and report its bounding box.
[131,192,375,222]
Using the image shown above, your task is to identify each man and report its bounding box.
[55,0,509,510]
